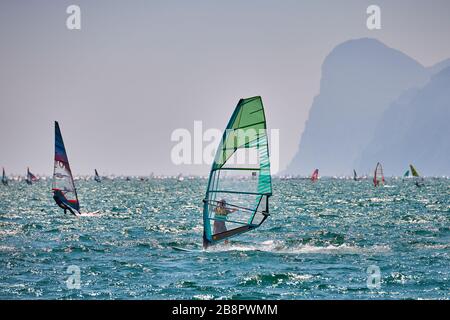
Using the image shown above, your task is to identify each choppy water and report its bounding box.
[0,177,449,299]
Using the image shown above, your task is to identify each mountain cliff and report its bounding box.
[357,67,450,176]
[286,38,431,175]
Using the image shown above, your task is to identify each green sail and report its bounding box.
[202,96,272,248]
[409,164,420,177]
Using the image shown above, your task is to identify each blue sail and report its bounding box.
[26,167,37,185]
[2,167,7,186]
[94,169,101,182]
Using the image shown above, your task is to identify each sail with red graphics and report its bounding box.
[26,167,37,185]
[52,121,80,213]
[311,169,319,182]
[373,162,384,187]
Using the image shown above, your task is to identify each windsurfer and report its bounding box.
[53,190,77,216]
[213,199,237,237]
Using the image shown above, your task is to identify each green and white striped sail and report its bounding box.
[202,96,272,248]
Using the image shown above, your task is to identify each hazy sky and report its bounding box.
[1,0,449,175]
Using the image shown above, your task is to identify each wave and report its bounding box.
[78,211,104,217]
[206,240,391,255]
[240,272,314,286]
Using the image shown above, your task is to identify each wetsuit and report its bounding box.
[53,190,78,216]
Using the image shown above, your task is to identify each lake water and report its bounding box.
[0,177,449,299]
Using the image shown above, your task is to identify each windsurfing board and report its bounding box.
[171,246,203,253]
[78,210,102,217]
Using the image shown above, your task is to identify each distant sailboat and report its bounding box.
[409,164,424,187]
[403,170,410,178]
[94,169,101,183]
[311,169,319,182]
[52,121,80,215]
[2,167,8,186]
[26,167,37,185]
[373,162,385,187]
[202,96,272,248]
[353,169,359,181]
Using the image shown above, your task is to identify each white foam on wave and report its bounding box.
[193,294,214,300]
[0,245,16,251]
[283,244,391,254]
[78,211,104,217]
[414,243,450,250]
[240,272,313,286]
[369,197,392,203]
[207,240,391,255]
[0,229,19,236]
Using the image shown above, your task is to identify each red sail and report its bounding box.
[373,162,384,187]
[311,169,319,182]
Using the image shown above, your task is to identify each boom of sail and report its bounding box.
[202,96,272,248]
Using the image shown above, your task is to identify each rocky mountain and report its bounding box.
[286,38,433,176]
[357,66,450,176]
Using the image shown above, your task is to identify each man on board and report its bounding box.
[53,189,78,216]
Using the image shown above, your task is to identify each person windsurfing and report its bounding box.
[311,169,319,182]
[52,121,81,216]
[373,162,384,187]
[53,189,79,216]
[213,199,237,244]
